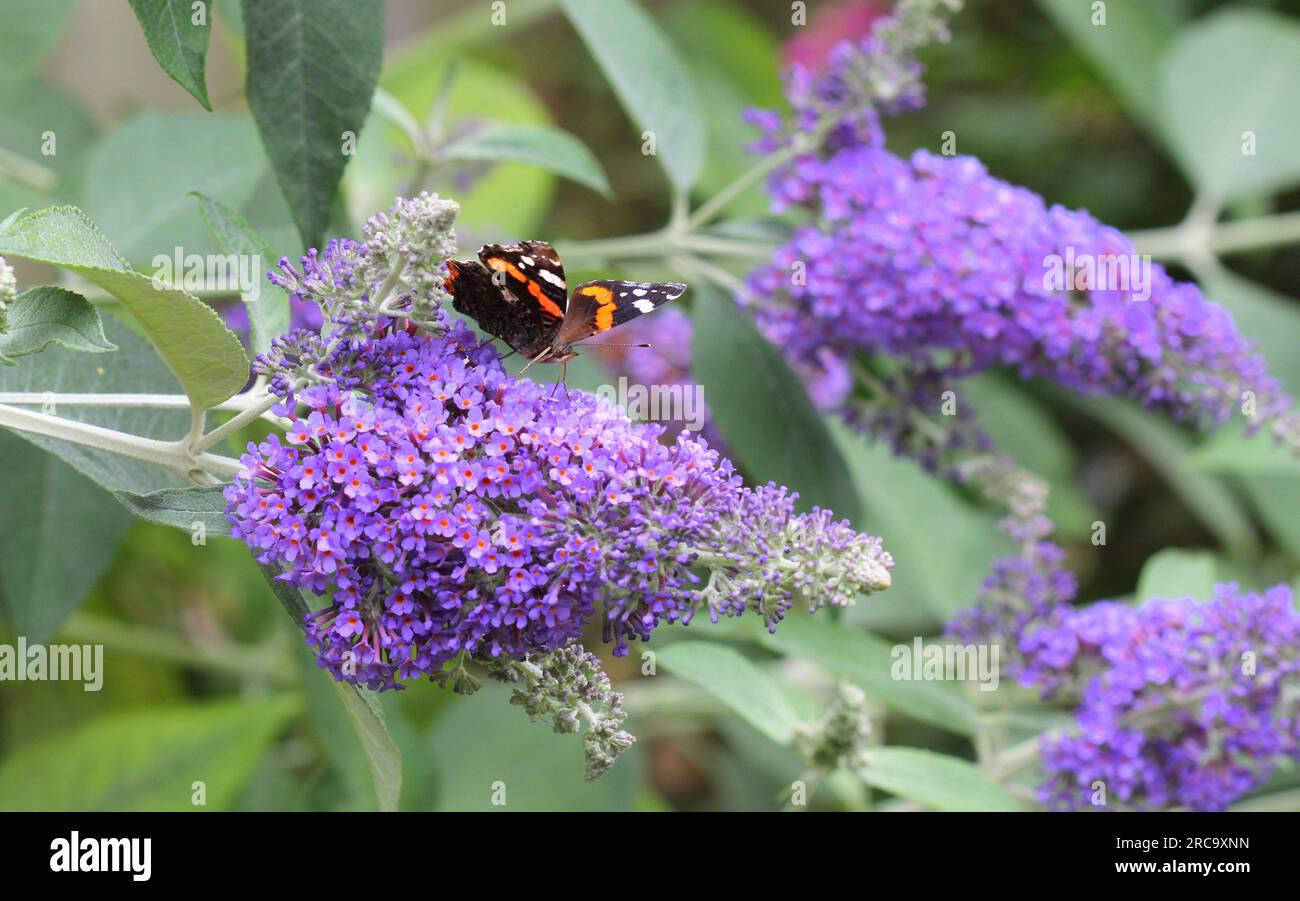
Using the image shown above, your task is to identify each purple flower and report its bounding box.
[227,309,893,692]
[1038,584,1300,811]
[747,145,1290,436]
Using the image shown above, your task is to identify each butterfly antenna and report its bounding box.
[518,347,551,376]
[571,341,654,350]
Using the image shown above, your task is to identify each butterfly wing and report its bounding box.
[445,258,551,356]
[553,279,687,346]
[477,240,568,323]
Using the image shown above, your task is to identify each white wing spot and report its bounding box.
[633,298,657,313]
[633,288,648,296]
[538,270,566,288]
[520,255,535,267]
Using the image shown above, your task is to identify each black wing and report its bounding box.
[553,280,686,346]
[476,240,568,322]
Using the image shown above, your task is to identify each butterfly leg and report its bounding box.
[549,358,570,399]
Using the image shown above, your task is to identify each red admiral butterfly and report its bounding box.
[445,240,686,381]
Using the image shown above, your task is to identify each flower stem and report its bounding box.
[686,142,798,231]
[191,388,280,454]
[0,391,276,413]
[1131,209,1300,260]
[0,402,242,482]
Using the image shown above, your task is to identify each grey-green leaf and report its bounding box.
[0,697,299,810]
[429,682,639,811]
[0,287,116,362]
[194,192,289,356]
[241,0,385,248]
[329,680,402,812]
[0,0,77,84]
[830,420,1011,623]
[0,430,135,641]
[1136,548,1217,603]
[753,615,981,737]
[692,284,860,522]
[1036,0,1182,128]
[0,318,190,495]
[1064,394,1259,558]
[861,747,1020,812]
[261,567,402,810]
[114,484,231,536]
[80,111,266,267]
[558,0,705,192]
[0,205,249,410]
[442,123,613,198]
[128,0,214,110]
[1158,10,1300,200]
[656,641,800,745]
[1190,423,1300,477]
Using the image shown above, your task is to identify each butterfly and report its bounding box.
[445,240,686,381]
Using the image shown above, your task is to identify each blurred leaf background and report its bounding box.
[1,0,1299,811]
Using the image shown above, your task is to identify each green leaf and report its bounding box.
[861,747,1020,812]
[1189,421,1300,477]
[429,682,639,811]
[0,287,116,362]
[751,615,981,737]
[0,77,96,209]
[261,562,311,626]
[1136,548,1217,603]
[0,205,249,410]
[194,192,290,356]
[0,430,135,641]
[128,0,214,110]
[265,569,403,811]
[80,111,266,267]
[1065,394,1259,557]
[442,124,613,199]
[0,697,298,811]
[1158,10,1300,200]
[692,285,859,522]
[962,373,1100,538]
[558,0,706,192]
[665,0,782,216]
[0,318,189,494]
[113,484,231,536]
[1202,269,1300,396]
[830,420,1011,623]
[0,0,77,83]
[1239,476,1300,561]
[656,641,801,744]
[328,680,403,812]
[1035,0,1182,127]
[370,56,555,237]
[242,0,385,248]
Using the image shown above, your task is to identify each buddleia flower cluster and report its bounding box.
[795,682,874,773]
[1033,585,1300,811]
[744,0,1300,811]
[744,0,1298,465]
[225,194,893,778]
